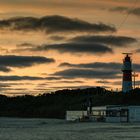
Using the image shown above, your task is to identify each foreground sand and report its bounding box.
[0,118,140,140]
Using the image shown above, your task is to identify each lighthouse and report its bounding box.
[122,53,133,92]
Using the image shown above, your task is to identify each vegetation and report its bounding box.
[0,87,140,119]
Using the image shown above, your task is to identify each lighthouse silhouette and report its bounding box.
[122,53,133,92]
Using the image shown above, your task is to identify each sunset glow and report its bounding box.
[0,0,140,96]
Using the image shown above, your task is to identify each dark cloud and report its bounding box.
[129,8,140,16]
[0,87,27,91]
[1,91,36,95]
[110,7,128,12]
[59,62,76,67]
[0,55,55,66]
[0,15,116,33]
[0,82,31,88]
[0,55,55,72]
[0,75,67,81]
[96,80,111,84]
[110,7,140,16]
[59,62,122,70]
[37,80,84,86]
[134,49,140,53]
[15,43,36,53]
[57,61,140,84]
[31,43,113,55]
[112,81,122,85]
[16,34,137,55]
[17,43,36,48]
[49,36,65,41]
[53,68,121,79]
[133,64,140,71]
[59,62,140,72]
[0,66,11,72]
[0,83,11,88]
[58,80,84,84]
[34,85,90,91]
[48,85,96,90]
[45,76,63,80]
[33,88,49,91]
[70,35,137,47]
[0,75,44,81]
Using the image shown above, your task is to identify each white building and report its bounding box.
[66,111,87,121]
[66,105,140,123]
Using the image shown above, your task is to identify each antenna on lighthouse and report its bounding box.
[122,53,132,55]
[122,53,132,58]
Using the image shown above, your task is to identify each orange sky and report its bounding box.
[0,0,140,96]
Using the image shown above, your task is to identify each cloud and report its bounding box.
[0,55,55,72]
[0,66,11,72]
[0,15,116,33]
[110,7,128,12]
[0,87,27,91]
[0,75,71,82]
[59,62,122,70]
[0,82,31,88]
[49,36,65,41]
[59,62,140,72]
[70,35,137,47]
[17,43,36,48]
[133,64,140,71]
[112,81,122,85]
[0,75,77,82]
[0,55,55,66]
[53,68,121,79]
[37,80,84,88]
[31,43,113,55]
[58,80,84,84]
[110,7,140,16]
[47,85,96,90]
[96,80,111,84]
[16,34,137,55]
[0,75,45,81]
[0,83,11,88]
[134,49,140,53]
[45,76,63,80]
[129,8,140,16]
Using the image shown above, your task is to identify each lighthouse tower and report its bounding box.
[122,53,133,92]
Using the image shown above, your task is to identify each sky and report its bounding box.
[0,0,140,96]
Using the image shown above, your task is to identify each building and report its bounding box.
[122,53,133,92]
[66,105,140,123]
[66,111,87,121]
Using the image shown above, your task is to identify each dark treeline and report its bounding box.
[0,87,140,119]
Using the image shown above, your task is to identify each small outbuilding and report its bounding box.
[66,111,87,121]
[66,105,140,123]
